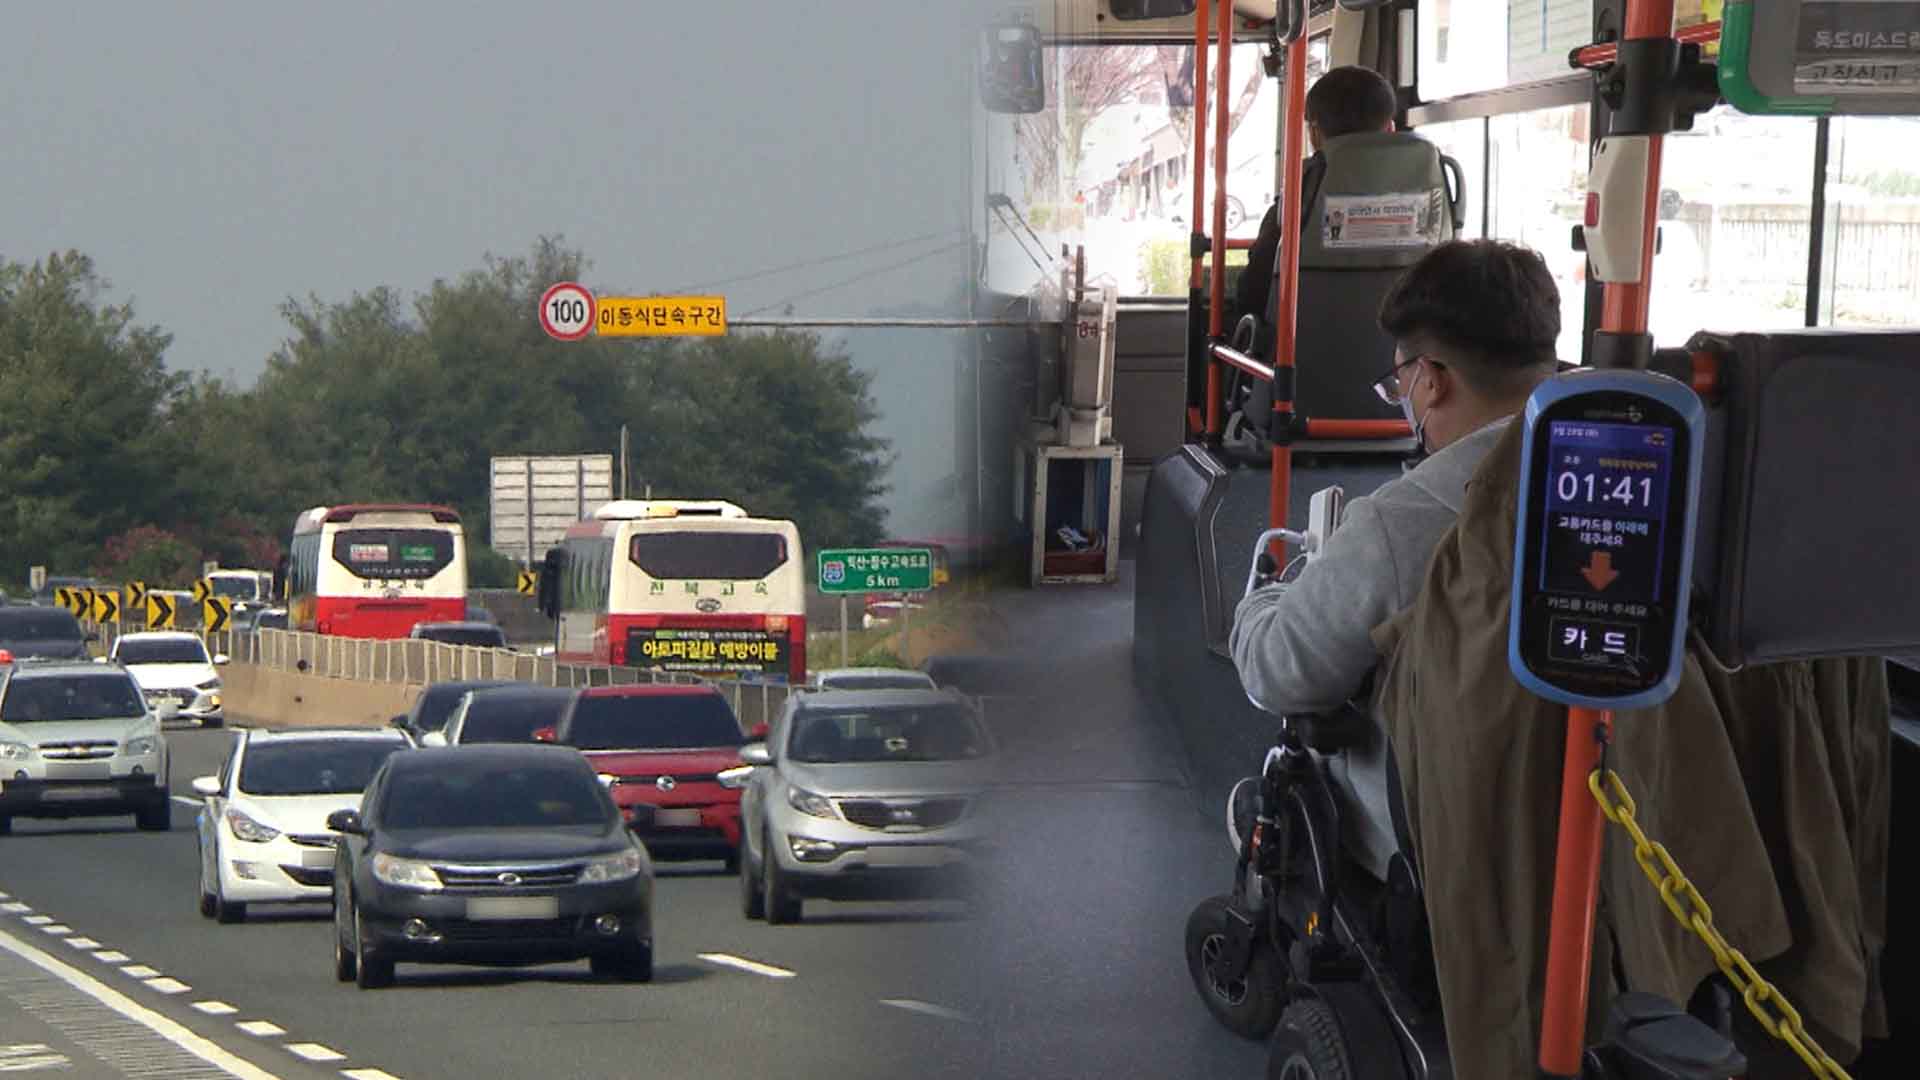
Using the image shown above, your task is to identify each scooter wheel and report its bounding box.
[1186,894,1286,1040]
[1267,998,1353,1080]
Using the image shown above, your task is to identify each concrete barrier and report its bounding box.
[223,662,419,730]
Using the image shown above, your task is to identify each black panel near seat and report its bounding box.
[1685,330,1920,666]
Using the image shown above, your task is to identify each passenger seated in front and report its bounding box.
[1227,238,1563,874]
[1227,64,1398,330]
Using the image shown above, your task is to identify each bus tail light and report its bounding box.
[765,615,788,633]
[317,620,331,634]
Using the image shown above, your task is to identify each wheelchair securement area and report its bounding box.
[1132,3,1916,1078]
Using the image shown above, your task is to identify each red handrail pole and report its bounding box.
[1191,1,1219,438]
[1539,1,1674,1075]
[1267,30,1308,534]
[1574,19,1717,69]
[1189,0,1212,293]
[1540,707,1614,1074]
[1205,0,1233,440]
[1302,419,1413,440]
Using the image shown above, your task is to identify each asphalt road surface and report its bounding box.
[1,560,1264,1079]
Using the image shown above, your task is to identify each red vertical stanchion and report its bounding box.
[1266,29,1307,534]
[1538,0,1675,1075]
[1205,0,1233,441]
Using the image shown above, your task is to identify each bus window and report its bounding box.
[628,532,790,581]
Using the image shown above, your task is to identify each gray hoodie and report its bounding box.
[1229,416,1516,877]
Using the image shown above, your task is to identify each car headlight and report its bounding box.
[196,677,222,692]
[0,741,31,761]
[124,736,158,757]
[577,848,644,883]
[716,765,753,790]
[224,808,280,843]
[371,853,443,891]
[786,785,838,820]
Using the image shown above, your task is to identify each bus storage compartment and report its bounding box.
[1015,442,1123,586]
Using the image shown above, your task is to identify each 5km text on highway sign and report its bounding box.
[816,548,934,595]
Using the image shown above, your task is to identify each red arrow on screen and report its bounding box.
[1581,551,1619,591]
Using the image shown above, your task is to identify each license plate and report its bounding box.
[40,786,119,802]
[466,896,559,921]
[651,808,702,828]
[865,846,952,868]
[300,849,335,869]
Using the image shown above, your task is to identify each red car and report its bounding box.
[536,685,761,869]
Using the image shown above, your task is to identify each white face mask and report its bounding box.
[1399,370,1428,457]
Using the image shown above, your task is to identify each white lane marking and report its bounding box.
[194,1001,239,1016]
[0,904,27,914]
[0,1043,71,1070]
[172,796,203,808]
[146,977,191,995]
[93,950,130,964]
[341,1071,404,1080]
[880,998,977,1023]
[65,938,99,950]
[697,952,796,979]
[0,926,283,1080]
[121,964,160,979]
[236,1021,284,1038]
[38,925,70,936]
[286,1044,345,1063]
[19,916,50,927]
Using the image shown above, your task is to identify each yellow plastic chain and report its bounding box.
[1588,768,1852,1080]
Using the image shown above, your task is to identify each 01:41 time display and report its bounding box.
[1556,470,1653,509]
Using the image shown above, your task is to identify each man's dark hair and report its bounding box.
[1378,239,1562,396]
[1305,66,1398,139]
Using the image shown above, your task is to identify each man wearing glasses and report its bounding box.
[1228,239,1562,872]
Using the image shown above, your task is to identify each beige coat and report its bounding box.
[1370,420,1888,1077]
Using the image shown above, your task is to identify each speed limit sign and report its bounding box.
[539,282,596,341]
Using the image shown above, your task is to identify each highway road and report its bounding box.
[0,562,1266,1079]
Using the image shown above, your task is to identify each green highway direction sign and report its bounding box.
[817,548,933,595]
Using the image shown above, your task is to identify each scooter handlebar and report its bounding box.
[1245,528,1307,598]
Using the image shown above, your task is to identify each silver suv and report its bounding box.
[0,662,172,833]
[736,688,993,924]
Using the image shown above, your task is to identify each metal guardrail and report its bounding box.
[148,627,798,731]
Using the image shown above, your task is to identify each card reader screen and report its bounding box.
[1538,420,1673,606]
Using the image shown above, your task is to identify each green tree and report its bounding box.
[631,329,891,549]
[0,252,182,573]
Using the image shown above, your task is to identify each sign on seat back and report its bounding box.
[1246,131,1463,435]
[1682,329,1920,666]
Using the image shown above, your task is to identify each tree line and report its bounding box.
[0,237,891,591]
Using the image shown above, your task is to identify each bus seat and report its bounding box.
[1237,131,1463,446]
[1676,329,1920,667]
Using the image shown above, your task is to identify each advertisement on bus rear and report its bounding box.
[625,626,787,681]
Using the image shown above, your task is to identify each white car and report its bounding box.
[191,728,410,923]
[805,667,939,692]
[110,632,227,727]
[0,661,173,834]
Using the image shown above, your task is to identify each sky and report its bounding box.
[3,1,1005,539]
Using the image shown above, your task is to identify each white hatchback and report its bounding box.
[192,728,410,923]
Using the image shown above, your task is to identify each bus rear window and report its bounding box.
[629,532,788,581]
[333,529,454,580]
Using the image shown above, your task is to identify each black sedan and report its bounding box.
[326,744,654,988]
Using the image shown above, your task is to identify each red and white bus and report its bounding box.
[545,500,807,684]
[284,504,468,638]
